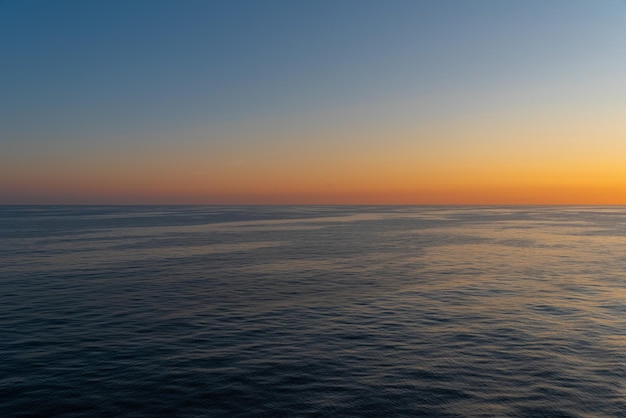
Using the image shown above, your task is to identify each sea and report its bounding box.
[1,205,624,417]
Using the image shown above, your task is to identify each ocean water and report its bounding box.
[1,205,625,417]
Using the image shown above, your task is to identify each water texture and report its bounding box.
[1,206,625,417]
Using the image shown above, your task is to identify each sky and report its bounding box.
[1,0,625,204]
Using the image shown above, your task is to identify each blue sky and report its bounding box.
[2,0,626,203]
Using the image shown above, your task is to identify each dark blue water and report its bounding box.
[1,206,625,417]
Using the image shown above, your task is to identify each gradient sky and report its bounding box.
[2,0,625,204]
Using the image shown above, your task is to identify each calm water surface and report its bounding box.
[1,206,625,417]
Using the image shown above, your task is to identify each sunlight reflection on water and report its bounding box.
[1,206,625,417]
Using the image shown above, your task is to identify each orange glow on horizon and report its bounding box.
[3,124,626,205]
[4,175,626,205]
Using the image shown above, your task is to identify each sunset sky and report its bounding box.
[2,0,625,204]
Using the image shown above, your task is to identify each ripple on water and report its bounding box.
[1,206,626,417]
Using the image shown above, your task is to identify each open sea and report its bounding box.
[1,205,625,417]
